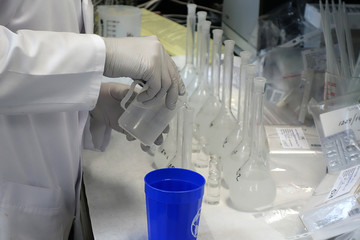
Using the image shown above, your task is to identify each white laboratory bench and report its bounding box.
[82,129,326,240]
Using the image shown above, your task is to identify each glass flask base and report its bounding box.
[229,170,276,212]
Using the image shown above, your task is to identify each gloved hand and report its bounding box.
[90,82,165,147]
[102,36,186,110]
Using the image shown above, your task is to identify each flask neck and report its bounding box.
[249,84,265,164]
[198,21,210,81]
[211,30,223,98]
[241,65,257,142]
[222,40,234,110]
[185,14,196,65]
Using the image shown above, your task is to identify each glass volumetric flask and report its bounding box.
[229,77,276,212]
[222,65,257,187]
[188,20,211,116]
[203,40,238,156]
[193,29,223,146]
[180,3,197,87]
[205,155,222,205]
[219,64,257,160]
[188,20,211,165]
[187,11,207,97]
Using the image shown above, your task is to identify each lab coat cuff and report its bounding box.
[83,115,111,152]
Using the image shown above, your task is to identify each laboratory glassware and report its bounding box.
[180,3,197,87]
[153,115,178,169]
[219,63,256,159]
[167,103,195,170]
[222,65,257,187]
[205,155,222,205]
[203,40,238,156]
[187,20,211,165]
[195,11,207,70]
[228,77,276,212]
[193,29,223,146]
[236,51,252,129]
[186,11,207,97]
[188,20,211,116]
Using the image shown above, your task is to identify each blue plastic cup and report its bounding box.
[144,168,205,240]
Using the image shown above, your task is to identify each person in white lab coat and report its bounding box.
[0,0,184,239]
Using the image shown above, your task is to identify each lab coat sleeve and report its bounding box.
[83,115,112,151]
[0,25,106,114]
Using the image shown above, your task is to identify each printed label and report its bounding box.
[269,88,285,104]
[276,127,310,149]
[319,104,360,139]
[301,48,327,71]
[325,165,360,202]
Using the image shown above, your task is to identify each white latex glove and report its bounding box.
[90,82,165,147]
[102,36,185,110]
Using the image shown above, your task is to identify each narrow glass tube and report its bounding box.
[166,103,195,170]
[237,51,252,125]
[211,29,223,100]
[167,104,185,168]
[180,3,197,87]
[195,11,207,70]
[181,103,195,170]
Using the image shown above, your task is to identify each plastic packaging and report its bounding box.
[300,165,360,240]
[308,91,360,173]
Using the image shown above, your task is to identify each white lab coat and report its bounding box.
[0,0,109,239]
